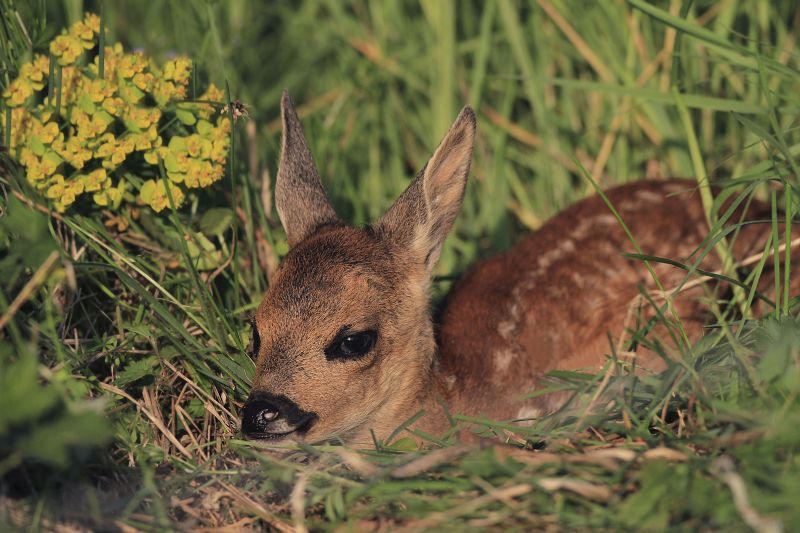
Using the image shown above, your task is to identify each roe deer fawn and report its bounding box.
[241,91,796,446]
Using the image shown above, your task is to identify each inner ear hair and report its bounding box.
[377,106,476,270]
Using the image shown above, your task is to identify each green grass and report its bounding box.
[1,0,800,530]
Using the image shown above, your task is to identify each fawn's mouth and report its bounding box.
[242,414,317,442]
[240,392,318,441]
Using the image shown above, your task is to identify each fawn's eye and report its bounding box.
[325,330,377,361]
[247,320,260,358]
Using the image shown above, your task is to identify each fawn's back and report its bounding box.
[241,95,793,445]
[436,179,778,421]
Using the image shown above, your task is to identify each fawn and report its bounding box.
[241,91,795,446]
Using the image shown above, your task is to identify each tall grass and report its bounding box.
[1,0,799,530]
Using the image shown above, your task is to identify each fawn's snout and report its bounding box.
[241,392,317,439]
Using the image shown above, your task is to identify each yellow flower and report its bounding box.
[3,13,230,214]
[94,133,115,158]
[208,163,224,186]
[82,168,109,192]
[211,139,228,164]
[175,151,191,172]
[144,145,168,165]
[120,137,135,153]
[66,179,85,196]
[39,151,62,176]
[3,79,34,107]
[163,57,192,84]
[139,179,184,212]
[84,13,101,33]
[184,134,212,159]
[107,186,122,206]
[152,80,186,106]
[194,84,224,119]
[183,160,223,188]
[124,106,160,130]
[46,174,66,199]
[69,20,94,42]
[76,114,111,140]
[130,132,151,151]
[181,159,205,187]
[92,190,109,206]
[102,97,125,116]
[19,148,38,168]
[90,43,123,77]
[84,78,114,103]
[57,136,93,169]
[118,81,145,104]
[19,62,46,90]
[31,55,50,79]
[25,160,43,183]
[132,72,154,91]
[99,136,133,169]
[39,121,61,144]
[118,53,147,78]
[50,34,84,66]
[216,117,231,135]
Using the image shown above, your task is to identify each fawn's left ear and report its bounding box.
[377,106,476,271]
[275,90,340,247]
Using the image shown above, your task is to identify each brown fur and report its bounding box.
[246,94,798,446]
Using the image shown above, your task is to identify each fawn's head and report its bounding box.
[241,92,475,444]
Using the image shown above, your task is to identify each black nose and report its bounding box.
[241,392,318,438]
[241,397,282,435]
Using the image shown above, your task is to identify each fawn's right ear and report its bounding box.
[377,106,476,272]
[275,90,340,247]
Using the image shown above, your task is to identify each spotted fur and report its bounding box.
[246,93,798,445]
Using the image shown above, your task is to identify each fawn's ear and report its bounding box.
[377,106,476,271]
[275,90,340,247]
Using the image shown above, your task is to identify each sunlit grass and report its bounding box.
[1,0,799,530]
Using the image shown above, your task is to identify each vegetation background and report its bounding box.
[1,0,799,530]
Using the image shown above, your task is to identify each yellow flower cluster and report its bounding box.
[1,13,229,213]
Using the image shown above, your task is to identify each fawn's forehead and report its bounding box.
[258,226,396,319]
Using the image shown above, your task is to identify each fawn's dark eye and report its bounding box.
[247,320,260,358]
[325,330,377,361]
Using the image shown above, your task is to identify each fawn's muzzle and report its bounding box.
[241,392,317,439]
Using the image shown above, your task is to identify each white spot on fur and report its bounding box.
[595,213,617,226]
[498,300,523,342]
[497,318,515,340]
[537,239,574,270]
[636,189,663,203]
[444,374,457,390]
[573,215,616,240]
[494,348,517,372]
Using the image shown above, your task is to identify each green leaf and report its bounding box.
[29,135,46,155]
[168,136,187,152]
[184,231,223,270]
[78,92,96,114]
[14,407,113,467]
[116,356,158,387]
[199,207,233,236]
[0,354,59,433]
[139,179,157,203]
[386,437,418,451]
[196,119,213,136]
[176,106,197,125]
